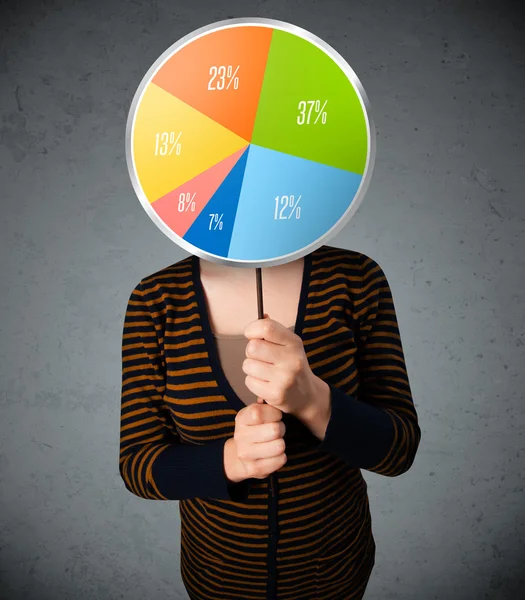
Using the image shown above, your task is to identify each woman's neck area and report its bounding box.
[198,256,304,284]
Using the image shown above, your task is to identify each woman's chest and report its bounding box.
[201,267,305,335]
[163,255,360,441]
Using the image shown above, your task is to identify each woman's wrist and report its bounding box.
[224,437,245,483]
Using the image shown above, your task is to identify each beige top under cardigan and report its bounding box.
[213,326,295,406]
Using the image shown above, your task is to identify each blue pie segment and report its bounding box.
[227,144,362,260]
[183,147,250,257]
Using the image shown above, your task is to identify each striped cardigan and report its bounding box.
[119,244,421,599]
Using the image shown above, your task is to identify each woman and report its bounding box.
[119,244,421,599]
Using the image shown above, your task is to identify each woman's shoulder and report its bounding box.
[134,246,387,296]
[132,254,193,299]
[317,245,386,278]
[126,255,193,322]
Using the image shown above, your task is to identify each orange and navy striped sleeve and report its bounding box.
[317,254,421,475]
[119,279,251,501]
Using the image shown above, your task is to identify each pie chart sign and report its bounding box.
[125,17,376,267]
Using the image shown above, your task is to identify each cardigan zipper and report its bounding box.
[267,473,278,598]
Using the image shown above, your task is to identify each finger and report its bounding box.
[243,357,274,382]
[249,402,283,424]
[246,454,287,478]
[245,375,275,404]
[244,317,294,346]
[245,437,285,461]
[237,402,281,426]
[245,337,287,365]
[248,420,285,443]
[260,437,286,459]
[258,420,286,442]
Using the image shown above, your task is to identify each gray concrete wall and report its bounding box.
[1,0,523,598]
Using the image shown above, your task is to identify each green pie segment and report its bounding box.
[251,29,368,174]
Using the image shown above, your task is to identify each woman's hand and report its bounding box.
[242,313,322,418]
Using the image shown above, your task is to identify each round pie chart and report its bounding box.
[125,17,376,266]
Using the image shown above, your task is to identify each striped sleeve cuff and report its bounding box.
[317,383,396,469]
[150,438,253,502]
